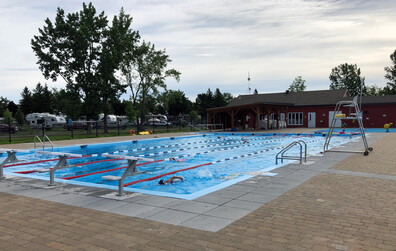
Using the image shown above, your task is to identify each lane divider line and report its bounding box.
[123,137,323,187]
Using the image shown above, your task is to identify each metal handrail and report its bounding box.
[43,135,54,151]
[34,135,54,151]
[276,140,307,164]
[34,135,43,149]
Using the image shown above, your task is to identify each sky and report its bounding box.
[1,0,396,103]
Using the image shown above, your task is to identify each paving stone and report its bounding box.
[83,199,129,212]
[194,195,233,205]
[180,215,235,232]
[166,201,218,214]
[222,199,264,210]
[135,196,180,207]
[146,209,197,225]
[110,203,159,217]
[237,193,276,203]
[208,189,247,199]
[62,195,104,207]
[204,206,251,220]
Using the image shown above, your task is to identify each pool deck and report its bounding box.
[0,129,395,250]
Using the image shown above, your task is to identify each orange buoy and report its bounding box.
[129,129,135,135]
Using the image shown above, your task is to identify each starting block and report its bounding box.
[0,149,30,179]
[35,151,83,186]
[101,154,154,196]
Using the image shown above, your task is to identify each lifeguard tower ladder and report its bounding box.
[323,100,373,155]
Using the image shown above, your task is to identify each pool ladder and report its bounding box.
[34,135,54,151]
[276,140,307,165]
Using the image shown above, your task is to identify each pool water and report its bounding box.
[1,133,354,200]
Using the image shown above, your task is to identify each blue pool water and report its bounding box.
[1,133,354,200]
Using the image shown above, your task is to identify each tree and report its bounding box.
[3,109,13,124]
[213,88,227,107]
[31,3,106,107]
[19,87,34,115]
[195,89,214,118]
[15,108,24,127]
[53,88,82,119]
[96,9,139,131]
[165,90,192,116]
[329,63,365,97]
[0,97,10,117]
[289,76,307,92]
[31,3,139,131]
[365,85,382,96]
[384,49,396,94]
[121,41,180,130]
[31,83,55,113]
[223,92,234,104]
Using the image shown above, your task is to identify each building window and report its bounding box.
[288,112,303,125]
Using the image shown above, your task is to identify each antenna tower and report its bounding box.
[247,72,251,94]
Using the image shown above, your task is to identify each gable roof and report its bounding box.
[228,89,349,107]
[360,95,396,105]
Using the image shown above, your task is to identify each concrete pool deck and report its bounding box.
[0,129,395,250]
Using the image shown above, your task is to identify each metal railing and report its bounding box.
[34,135,54,151]
[276,140,307,164]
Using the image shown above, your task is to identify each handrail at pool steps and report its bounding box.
[101,154,154,196]
[275,140,307,165]
[34,135,54,151]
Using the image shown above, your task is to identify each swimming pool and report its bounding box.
[1,133,354,200]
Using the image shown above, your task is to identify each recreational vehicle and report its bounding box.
[26,113,66,129]
[146,114,169,126]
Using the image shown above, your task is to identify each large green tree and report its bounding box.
[31,83,55,113]
[31,3,139,131]
[158,90,192,116]
[0,97,10,117]
[121,41,180,130]
[384,49,396,94]
[329,63,365,97]
[19,87,34,115]
[289,76,307,92]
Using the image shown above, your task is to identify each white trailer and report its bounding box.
[26,113,66,129]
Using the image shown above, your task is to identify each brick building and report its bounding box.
[207,89,396,129]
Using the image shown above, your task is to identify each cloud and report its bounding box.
[1,0,396,103]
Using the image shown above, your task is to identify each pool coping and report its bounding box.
[0,131,385,232]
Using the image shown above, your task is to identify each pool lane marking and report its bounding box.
[4,155,96,168]
[12,134,307,177]
[122,137,323,187]
[61,159,165,180]
[108,134,289,158]
[13,157,125,174]
[102,134,285,157]
[51,135,292,180]
[3,134,281,168]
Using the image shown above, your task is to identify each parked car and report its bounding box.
[0,123,17,133]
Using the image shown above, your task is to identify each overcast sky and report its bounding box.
[1,0,396,103]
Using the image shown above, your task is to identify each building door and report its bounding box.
[308,112,316,128]
[329,111,342,127]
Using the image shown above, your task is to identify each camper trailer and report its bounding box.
[146,114,169,126]
[97,114,129,128]
[26,113,66,129]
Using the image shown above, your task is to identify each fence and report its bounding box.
[0,117,219,144]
